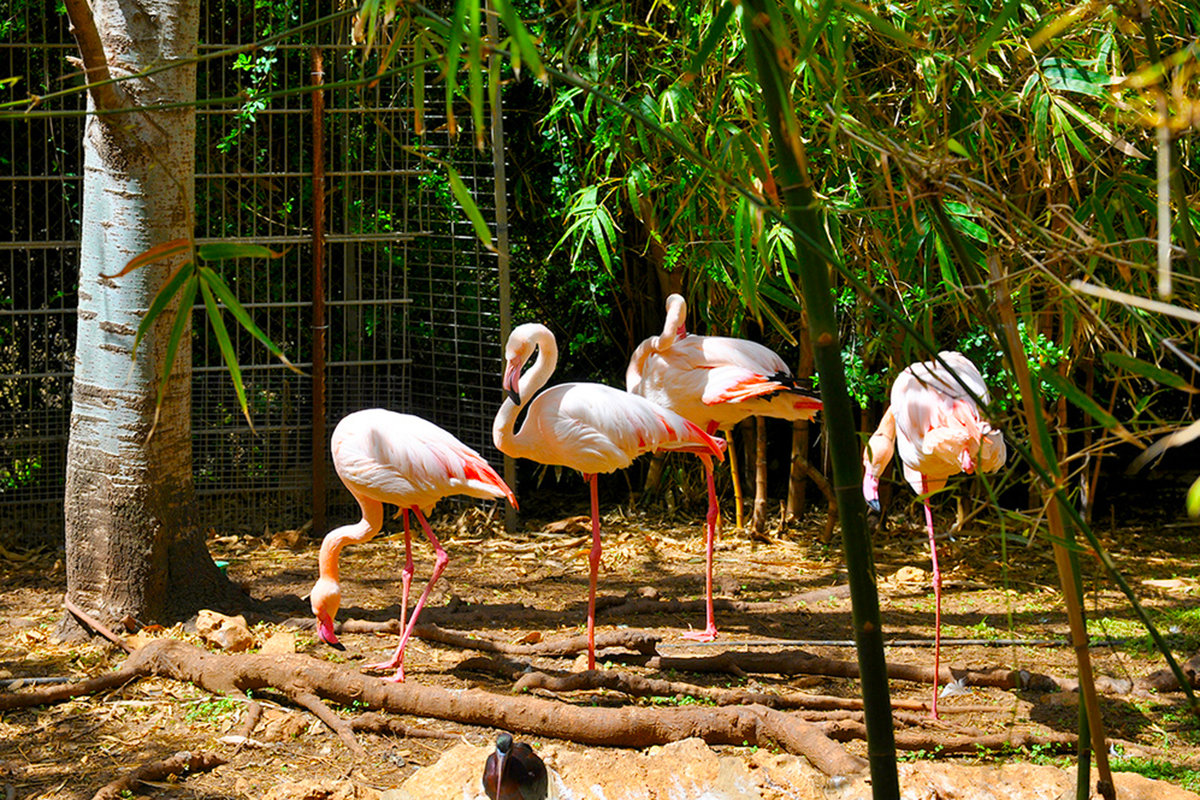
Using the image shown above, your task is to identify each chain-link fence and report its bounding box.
[1,3,508,547]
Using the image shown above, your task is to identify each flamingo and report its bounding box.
[626,292,823,640]
[493,322,726,668]
[310,408,517,682]
[861,351,1006,717]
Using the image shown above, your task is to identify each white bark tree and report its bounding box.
[61,0,237,631]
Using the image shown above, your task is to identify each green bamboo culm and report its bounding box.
[738,1,899,796]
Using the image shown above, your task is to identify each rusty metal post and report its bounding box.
[310,48,328,536]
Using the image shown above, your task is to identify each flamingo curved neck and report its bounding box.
[493,327,558,460]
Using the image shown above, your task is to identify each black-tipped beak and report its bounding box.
[866,497,881,513]
[505,387,521,405]
[326,639,346,651]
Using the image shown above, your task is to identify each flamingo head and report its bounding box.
[503,327,540,405]
[310,576,345,650]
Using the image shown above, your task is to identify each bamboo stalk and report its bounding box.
[740,3,898,796]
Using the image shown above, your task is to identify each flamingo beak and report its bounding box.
[503,361,522,405]
[862,473,881,513]
[316,612,345,651]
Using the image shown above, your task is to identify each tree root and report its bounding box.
[347,712,462,739]
[510,667,1003,715]
[821,718,1078,754]
[593,584,851,620]
[90,751,226,800]
[0,639,865,777]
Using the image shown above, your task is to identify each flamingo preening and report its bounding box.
[626,293,823,639]
[493,322,726,668]
[310,408,517,682]
[861,351,1006,717]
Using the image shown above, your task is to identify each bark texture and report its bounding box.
[63,0,231,634]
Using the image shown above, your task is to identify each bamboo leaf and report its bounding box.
[149,273,200,439]
[446,164,494,250]
[1041,57,1112,97]
[1102,352,1198,393]
[839,0,921,49]
[1038,368,1127,435]
[688,1,736,76]
[198,267,303,374]
[493,0,545,80]
[199,277,254,432]
[413,34,426,135]
[467,0,484,149]
[133,260,195,356]
[196,243,282,262]
[101,238,192,279]
[971,0,1019,62]
[1056,95,1147,158]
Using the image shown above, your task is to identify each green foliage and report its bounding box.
[1110,756,1200,792]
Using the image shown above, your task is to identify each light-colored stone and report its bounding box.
[378,738,1200,800]
[195,609,254,652]
[259,630,297,654]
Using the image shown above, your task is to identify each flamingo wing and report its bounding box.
[334,410,514,509]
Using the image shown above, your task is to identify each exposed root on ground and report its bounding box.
[90,751,226,800]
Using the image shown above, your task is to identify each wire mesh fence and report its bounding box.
[0,3,507,546]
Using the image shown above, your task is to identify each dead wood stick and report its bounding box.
[635,649,1120,695]
[821,718,1078,754]
[0,667,137,710]
[90,751,226,800]
[594,584,852,619]
[233,696,264,742]
[348,711,461,739]
[290,618,659,657]
[413,623,659,656]
[64,597,132,653]
[510,668,999,715]
[291,689,365,756]
[44,639,867,777]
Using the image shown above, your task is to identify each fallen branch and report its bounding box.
[0,639,865,777]
[347,711,461,739]
[413,623,660,657]
[91,751,226,800]
[511,668,1003,715]
[821,718,1078,755]
[594,584,852,620]
[64,596,132,653]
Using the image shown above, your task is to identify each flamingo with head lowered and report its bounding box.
[626,293,823,640]
[310,408,516,682]
[862,351,1006,717]
[493,322,726,668]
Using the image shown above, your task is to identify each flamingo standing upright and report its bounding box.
[861,351,1006,717]
[310,408,517,682]
[626,293,823,640]
[493,322,726,668]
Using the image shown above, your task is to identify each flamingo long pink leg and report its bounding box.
[398,509,414,629]
[366,507,449,682]
[921,476,942,719]
[585,473,601,671]
[682,455,719,642]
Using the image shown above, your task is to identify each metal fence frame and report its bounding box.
[0,3,509,547]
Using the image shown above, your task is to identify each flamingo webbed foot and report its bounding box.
[680,625,719,643]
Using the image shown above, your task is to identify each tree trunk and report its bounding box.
[62,0,232,634]
[751,416,767,534]
[787,318,815,521]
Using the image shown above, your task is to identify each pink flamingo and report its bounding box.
[310,408,517,682]
[626,292,823,640]
[493,322,726,668]
[861,351,1006,717]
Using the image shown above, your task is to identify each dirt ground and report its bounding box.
[3,488,1200,799]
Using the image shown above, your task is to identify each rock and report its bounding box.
[378,739,1200,800]
[262,780,381,800]
[259,630,297,654]
[195,609,254,652]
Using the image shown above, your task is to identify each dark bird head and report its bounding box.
[483,732,548,800]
